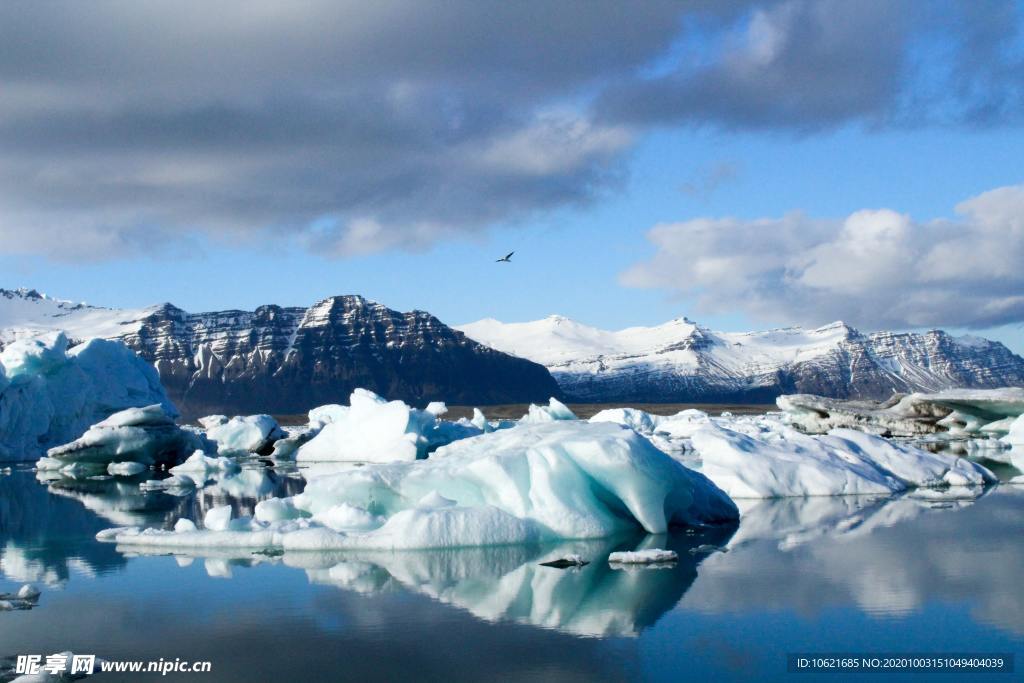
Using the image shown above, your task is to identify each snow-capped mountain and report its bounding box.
[0,288,560,416]
[458,315,1024,402]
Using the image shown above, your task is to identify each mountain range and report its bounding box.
[3,287,1023,414]
[0,288,559,416]
[457,315,1024,403]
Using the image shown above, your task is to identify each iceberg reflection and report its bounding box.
[117,529,736,638]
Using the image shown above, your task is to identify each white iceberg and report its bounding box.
[100,421,738,551]
[778,388,1024,437]
[204,414,284,454]
[520,397,577,423]
[608,549,678,564]
[168,450,240,477]
[690,421,995,498]
[45,404,196,466]
[0,332,176,462]
[296,389,467,463]
[1003,414,1024,446]
[589,407,663,434]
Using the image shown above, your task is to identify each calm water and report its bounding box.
[1,466,1022,682]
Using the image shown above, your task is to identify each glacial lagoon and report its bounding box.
[2,466,1022,682]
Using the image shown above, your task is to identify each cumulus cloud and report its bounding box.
[621,182,1024,329]
[0,1,1021,259]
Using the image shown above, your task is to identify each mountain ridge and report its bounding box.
[457,315,1024,402]
[0,288,562,416]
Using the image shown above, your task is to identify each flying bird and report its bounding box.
[496,251,514,263]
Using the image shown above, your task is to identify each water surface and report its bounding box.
[1,467,1022,681]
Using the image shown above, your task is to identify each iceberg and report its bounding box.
[0,332,175,462]
[100,421,738,551]
[168,450,240,477]
[296,389,474,463]
[45,404,196,466]
[589,407,663,434]
[690,421,995,498]
[520,397,577,423]
[1003,414,1024,446]
[608,549,678,564]
[204,414,284,454]
[778,388,1024,437]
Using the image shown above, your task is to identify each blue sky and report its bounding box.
[1,2,1023,352]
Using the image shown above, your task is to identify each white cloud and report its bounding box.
[621,182,1024,329]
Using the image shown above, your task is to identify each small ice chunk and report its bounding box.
[470,408,492,432]
[174,518,197,533]
[169,450,239,477]
[205,415,283,454]
[204,505,233,531]
[17,584,41,600]
[107,461,147,476]
[34,456,63,471]
[425,401,448,417]
[608,549,678,564]
[520,397,577,423]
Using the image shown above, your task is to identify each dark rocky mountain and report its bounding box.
[0,289,561,416]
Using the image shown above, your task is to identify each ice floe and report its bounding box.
[45,404,197,466]
[608,549,678,564]
[0,332,175,461]
[204,414,284,454]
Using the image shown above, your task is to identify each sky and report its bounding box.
[1,1,1023,352]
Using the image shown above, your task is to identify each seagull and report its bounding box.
[496,251,514,263]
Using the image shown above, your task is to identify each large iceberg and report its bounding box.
[691,421,995,498]
[296,389,479,463]
[0,332,176,462]
[100,421,738,551]
[46,404,197,466]
[584,405,996,498]
[778,388,1024,437]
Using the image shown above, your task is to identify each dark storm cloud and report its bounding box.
[597,0,1024,130]
[0,1,1020,259]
